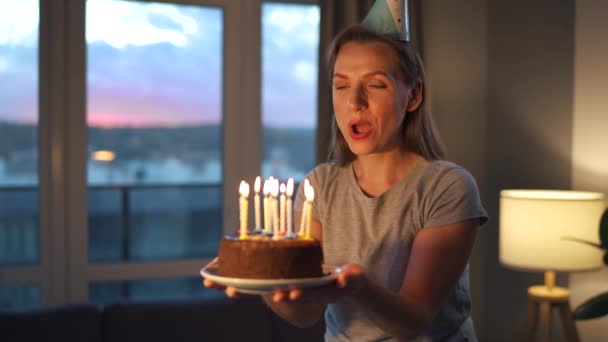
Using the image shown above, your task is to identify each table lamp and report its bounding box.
[499,189,605,342]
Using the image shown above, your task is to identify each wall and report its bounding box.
[419,0,608,341]
[569,0,608,340]
[419,0,488,333]
[485,1,575,341]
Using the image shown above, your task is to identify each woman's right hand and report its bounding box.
[268,263,367,303]
[202,278,241,298]
[201,257,240,298]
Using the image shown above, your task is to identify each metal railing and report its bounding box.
[0,183,223,266]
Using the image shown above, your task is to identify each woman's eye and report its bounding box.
[334,85,348,90]
[368,84,386,89]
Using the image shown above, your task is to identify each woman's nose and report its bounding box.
[347,86,367,111]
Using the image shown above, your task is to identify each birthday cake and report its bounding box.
[218,234,323,279]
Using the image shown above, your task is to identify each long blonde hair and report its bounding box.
[327,25,445,165]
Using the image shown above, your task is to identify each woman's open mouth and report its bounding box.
[349,120,372,140]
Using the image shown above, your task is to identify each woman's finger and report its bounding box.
[203,278,226,290]
[288,288,303,301]
[225,286,238,298]
[272,290,289,302]
[337,264,366,289]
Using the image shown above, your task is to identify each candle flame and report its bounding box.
[239,181,250,197]
[254,176,261,192]
[286,178,294,196]
[263,179,269,195]
[304,178,314,201]
[271,179,279,197]
[280,183,286,194]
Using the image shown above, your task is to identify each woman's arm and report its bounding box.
[347,219,479,339]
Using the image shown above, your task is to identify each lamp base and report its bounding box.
[528,285,569,302]
[524,285,579,342]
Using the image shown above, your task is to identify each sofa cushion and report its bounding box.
[0,304,102,342]
[102,296,273,342]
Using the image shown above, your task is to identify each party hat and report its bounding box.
[361,0,410,41]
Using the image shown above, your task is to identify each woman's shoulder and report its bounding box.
[305,162,350,189]
[420,159,472,176]
[308,161,347,179]
[417,159,478,188]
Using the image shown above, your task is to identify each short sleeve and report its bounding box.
[423,166,488,229]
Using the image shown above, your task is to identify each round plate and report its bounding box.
[200,262,342,295]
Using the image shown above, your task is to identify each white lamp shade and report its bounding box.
[500,189,605,272]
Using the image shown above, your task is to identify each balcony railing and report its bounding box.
[0,183,223,266]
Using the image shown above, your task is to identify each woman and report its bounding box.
[207,25,487,341]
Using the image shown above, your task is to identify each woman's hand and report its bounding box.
[270,263,368,303]
[201,258,241,298]
[202,260,368,302]
[202,278,241,298]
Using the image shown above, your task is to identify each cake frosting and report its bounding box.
[218,234,323,279]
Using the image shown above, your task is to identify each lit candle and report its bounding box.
[263,179,270,235]
[239,181,250,240]
[272,179,280,240]
[298,178,310,237]
[285,178,296,239]
[254,176,262,233]
[268,177,276,236]
[279,183,286,236]
[303,179,314,240]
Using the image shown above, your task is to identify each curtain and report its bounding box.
[315,0,422,163]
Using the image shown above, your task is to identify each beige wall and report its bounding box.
[569,0,608,341]
[485,1,575,341]
[419,0,608,341]
[420,0,489,334]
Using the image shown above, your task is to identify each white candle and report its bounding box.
[298,178,310,237]
[263,179,270,235]
[286,178,294,237]
[303,180,315,240]
[272,179,280,239]
[254,176,261,231]
[279,183,286,236]
[239,181,250,240]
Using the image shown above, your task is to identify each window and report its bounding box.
[0,0,320,308]
[261,2,319,181]
[0,0,40,310]
[86,1,223,267]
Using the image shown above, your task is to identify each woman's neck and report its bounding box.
[352,150,419,198]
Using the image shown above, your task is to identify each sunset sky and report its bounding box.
[0,0,319,128]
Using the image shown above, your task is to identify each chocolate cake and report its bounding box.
[218,235,323,279]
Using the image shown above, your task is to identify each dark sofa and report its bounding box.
[0,296,325,342]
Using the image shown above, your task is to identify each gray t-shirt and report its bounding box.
[294,158,488,342]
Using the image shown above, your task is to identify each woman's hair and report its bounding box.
[326,25,445,165]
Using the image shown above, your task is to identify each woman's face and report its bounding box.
[332,41,418,157]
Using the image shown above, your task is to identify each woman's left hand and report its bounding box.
[270,263,368,303]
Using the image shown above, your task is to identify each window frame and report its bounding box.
[1,0,318,306]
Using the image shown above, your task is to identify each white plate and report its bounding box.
[200,262,342,295]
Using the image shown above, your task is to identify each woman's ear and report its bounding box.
[406,80,423,112]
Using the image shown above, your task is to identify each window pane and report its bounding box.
[88,185,221,261]
[89,277,221,306]
[261,3,320,181]
[0,0,39,266]
[86,0,223,262]
[0,284,41,310]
